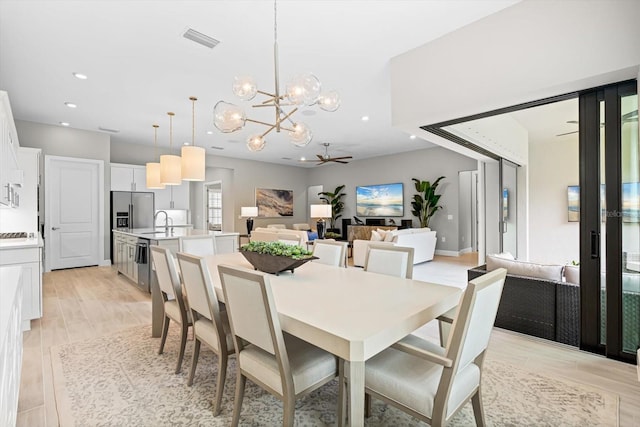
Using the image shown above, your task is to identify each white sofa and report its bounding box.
[250,227,309,245]
[352,228,437,267]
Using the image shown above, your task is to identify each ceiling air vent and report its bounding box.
[182,28,220,49]
[210,146,224,150]
[98,127,120,133]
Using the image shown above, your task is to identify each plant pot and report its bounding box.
[241,251,318,275]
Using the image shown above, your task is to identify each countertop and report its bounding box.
[113,228,239,241]
[0,235,44,250]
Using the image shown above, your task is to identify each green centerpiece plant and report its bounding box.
[241,241,313,259]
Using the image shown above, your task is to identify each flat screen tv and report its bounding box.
[356,183,403,217]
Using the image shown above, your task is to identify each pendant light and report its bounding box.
[146,124,165,189]
[181,96,205,181]
[160,112,182,185]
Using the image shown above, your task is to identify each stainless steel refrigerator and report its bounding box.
[110,191,155,230]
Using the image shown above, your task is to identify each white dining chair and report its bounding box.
[277,233,301,246]
[312,240,348,267]
[179,235,217,256]
[177,252,234,416]
[340,268,507,426]
[218,264,339,427]
[364,244,414,279]
[150,245,192,374]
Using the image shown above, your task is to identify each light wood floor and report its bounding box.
[16,257,640,426]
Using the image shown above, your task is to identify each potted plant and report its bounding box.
[411,176,445,228]
[240,241,316,275]
[318,185,346,233]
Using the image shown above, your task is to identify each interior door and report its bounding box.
[46,156,101,270]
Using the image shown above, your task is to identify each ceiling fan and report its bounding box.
[556,110,638,137]
[301,143,353,165]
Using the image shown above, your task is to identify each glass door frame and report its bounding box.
[580,80,637,362]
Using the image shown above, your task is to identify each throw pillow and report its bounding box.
[376,228,389,239]
[564,265,580,285]
[370,230,383,241]
[486,255,563,281]
[492,252,515,260]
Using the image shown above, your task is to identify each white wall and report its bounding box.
[307,146,478,253]
[391,0,640,162]
[528,137,579,264]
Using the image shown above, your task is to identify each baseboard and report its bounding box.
[435,249,460,257]
[99,259,111,267]
[459,247,473,254]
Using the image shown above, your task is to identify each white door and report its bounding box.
[46,156,103,270]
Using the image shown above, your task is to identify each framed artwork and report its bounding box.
[256,188,293,217]
[502,188,509,220]
[623,182,639,223]
[567,185,579,222]
[355,183,403,217]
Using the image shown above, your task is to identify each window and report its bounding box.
[207,186,222,231]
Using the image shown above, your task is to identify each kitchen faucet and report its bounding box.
[154,210,169,232]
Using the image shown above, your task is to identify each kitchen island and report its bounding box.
[111,228,239,337]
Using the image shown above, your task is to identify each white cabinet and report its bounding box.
[215,234,238,253]
[0,266,22,427]
[0,246,42,331]
[111,163,147,192]
[154,183,190,210]
[0,91,20,208]
[113,232,138,283]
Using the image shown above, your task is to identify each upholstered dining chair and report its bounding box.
[150,245,192,374]
[312,240,348,267]
[364,244,414,279]
[218,264,339,427]
[340,268,507,426]
[277,233,302,246]
[176,252,234,416]
[179,235,217,256]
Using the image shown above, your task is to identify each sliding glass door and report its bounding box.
[580,80,638,362]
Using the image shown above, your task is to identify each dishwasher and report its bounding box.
[135,238,151,293]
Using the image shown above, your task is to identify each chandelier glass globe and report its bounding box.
[213,101,246,133]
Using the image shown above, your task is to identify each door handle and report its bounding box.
[51,227,60,230]
[590,230,600,258]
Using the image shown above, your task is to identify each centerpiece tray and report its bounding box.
[240,251,317,275]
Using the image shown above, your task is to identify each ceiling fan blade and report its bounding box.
[556,130,579,137]
[331,156,353,160]
[333,160,350,164]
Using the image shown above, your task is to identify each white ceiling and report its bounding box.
[0,0,520,167]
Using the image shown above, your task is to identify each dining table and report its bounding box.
[204,252,462,426]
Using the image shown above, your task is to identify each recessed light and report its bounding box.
[65,102,77,108]
[361,116,369,121]
[409,134,417,139]
[210,146,224,150]
[60,122,70,127]
[183,142,190,146]
[300,157,306,161]
[72,72,87,80]
[206,130,213,135]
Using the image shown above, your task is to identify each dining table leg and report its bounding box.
[347,360,365,427]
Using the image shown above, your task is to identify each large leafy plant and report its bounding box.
[411,176,445,228]
[318,185,346,228]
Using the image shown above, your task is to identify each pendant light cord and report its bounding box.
[153,124,159,158]
[190,96,197,147]
[274,0,277,43]
[167,112,175,154]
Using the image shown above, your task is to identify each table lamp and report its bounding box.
[310,204,332,239]
[241,206,258,236]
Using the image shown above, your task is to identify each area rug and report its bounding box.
[50,325,619,426]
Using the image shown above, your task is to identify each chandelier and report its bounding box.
[213,0,340,152]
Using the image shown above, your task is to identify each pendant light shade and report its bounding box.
[146,124,165,189]
[181,96,206,181]
[160,112,182,185]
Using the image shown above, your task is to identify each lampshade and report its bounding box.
[241,206,258,218]
[181,96,205,181]
[310,204,332,218]
[181,145,205,181]
[160,154,182,185]
[160,112,182,185]
[145,162,165,189]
